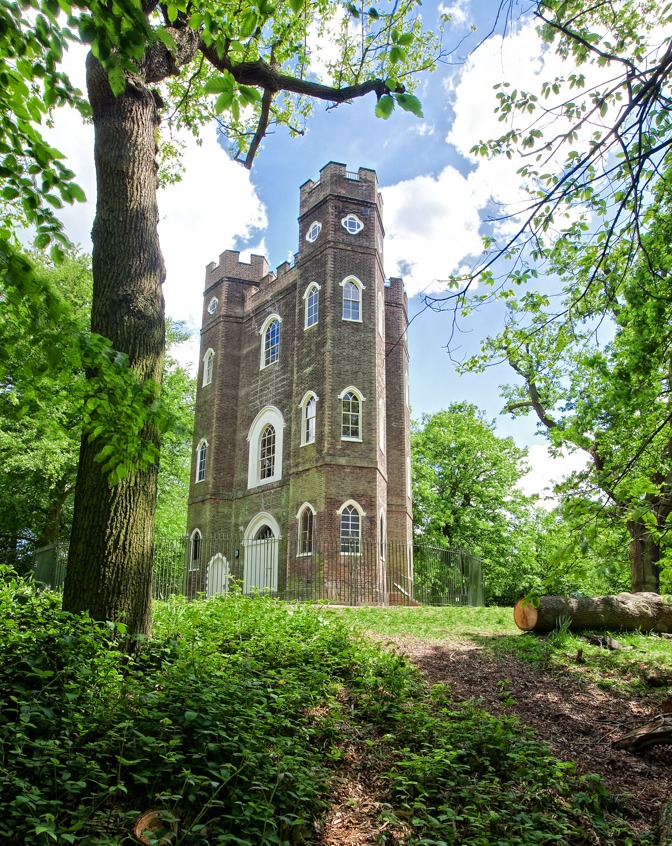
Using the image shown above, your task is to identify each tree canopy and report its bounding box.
[464,165,672,595]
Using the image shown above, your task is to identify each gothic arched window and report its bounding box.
[260,314,281,368]
[196,439,208,483]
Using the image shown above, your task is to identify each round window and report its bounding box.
[207,297,219,314]
[306,221,322,242]
[341,214,364,235]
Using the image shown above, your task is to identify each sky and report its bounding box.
[46,0,591,501]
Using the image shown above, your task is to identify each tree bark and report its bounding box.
[62,55,165,636]
[514,592,672,634]
[627,517,661,592]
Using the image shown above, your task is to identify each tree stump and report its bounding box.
[513,593,672,634]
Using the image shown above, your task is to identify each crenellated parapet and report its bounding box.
[205,250,269,289]
[299,162,381,218]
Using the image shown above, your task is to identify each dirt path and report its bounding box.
[388,635,672,834]
[319,633,671,844]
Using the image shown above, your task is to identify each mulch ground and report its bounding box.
[319,634,672,844]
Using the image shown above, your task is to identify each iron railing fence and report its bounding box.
[28,536,483,607]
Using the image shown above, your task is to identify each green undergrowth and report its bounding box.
[0,570,652,845]
[341,604,671,697]
[481,629,672,695]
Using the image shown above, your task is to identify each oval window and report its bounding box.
[306,221,322,242]
[207,297,219,314]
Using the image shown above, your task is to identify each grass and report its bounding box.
[336,604,518,640]
[0,570,657,845]
[340,604,672,696]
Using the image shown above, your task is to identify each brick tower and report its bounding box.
[186,162,412,603]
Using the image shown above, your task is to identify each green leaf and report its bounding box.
[288,0,304,11]
[204,76,232,94]
[215,91,234,113]
[375,94,395,119]
[396,93,423,118]
[156,28,177,51]
[107,65,126,97]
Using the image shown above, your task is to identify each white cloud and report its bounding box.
[518,444,588,506]
[43,43,267,346]
[383,18,624,296]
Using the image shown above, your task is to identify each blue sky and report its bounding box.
[49,0,592,497]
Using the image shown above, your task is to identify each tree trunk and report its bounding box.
[514,592,672,634]
[627,517,660,592]
[62,55,165,637]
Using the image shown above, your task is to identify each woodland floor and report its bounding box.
[320,632,672,845]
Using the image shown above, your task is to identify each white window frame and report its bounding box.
[378,397,386,453]
[303,283,320,329]
[247,406,285,489]
[306,221,322,243]
[296,502,316,556]
[195,438,208,483]
[207,297,219,314]
[379,511,385,560]
[337,499,366,554]
[340,275,365,323]
[202,348,214,387]
[338,386,365,442]
[259,314,282,369]
[377,290,384,337]
[189,528,202,570]
[341,214,364,235]
[299,391,318,446]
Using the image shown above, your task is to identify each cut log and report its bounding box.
[513,593,672,634]
[612,715,672,752]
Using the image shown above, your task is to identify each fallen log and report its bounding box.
[612,715,672,753]
[513,593,672,634]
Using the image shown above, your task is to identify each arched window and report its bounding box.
[340,276,364,322]
[378,398,385,453]
[338,500,365,554]
[339,386,364,441]
[300,392,318,445]
[304,283,319,329]
[196,439,208,482]
[247,406,284,488]
[380,512,385,560]
[259,424,276,480]
[202,348,214,387]
[260,314,281,368]
[189,529,202,570]
[297,503,316,555]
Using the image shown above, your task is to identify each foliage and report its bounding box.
[463,170,672,593]
[0,251,91,554]
[0,247,195,552]
[439,0,672,295]
[0,571,649,845]
[155,321,196,540]
[411,403,545,604]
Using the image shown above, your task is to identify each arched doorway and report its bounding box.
[206,553,230,598]
[243,512,280,593]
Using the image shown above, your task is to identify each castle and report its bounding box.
[186,162,412,604]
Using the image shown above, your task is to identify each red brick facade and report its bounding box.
[187,163,412,602]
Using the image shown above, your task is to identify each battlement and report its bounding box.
[205,250,269,288]
[299,161,380,218]
[385,277,407,304]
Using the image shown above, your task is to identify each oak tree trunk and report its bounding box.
[627,517,661,593]
[62,55,165,636]
[514,592,672,634]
